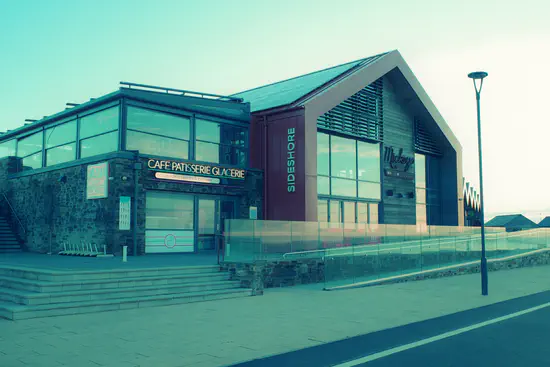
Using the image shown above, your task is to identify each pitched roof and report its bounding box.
[486,214,538,228]
[539,216,550,227]
[231,52,390,112]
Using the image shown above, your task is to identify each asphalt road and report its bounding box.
[230,290,550,367]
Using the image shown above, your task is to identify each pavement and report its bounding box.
[1,264,550,367]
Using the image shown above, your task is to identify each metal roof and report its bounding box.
[539,216,550,227]
[486,214,538,228]
[231,52,390,112]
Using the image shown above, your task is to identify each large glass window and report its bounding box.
[0,139,16,158]
[317,132,330,176]
[127,107,189,160]
[80,131,119,159]
[343,201,356,223]
[415,153,427,227]
[329,200,342,223]
[330,135,356,179]
[45,120,77,166]
[318,199,328,222]
[145,191,194,230]
[317,131,381,201]
[79,106,119,159]
[195,119,247,165]
[17,131,43,171]
[80,107,119,140]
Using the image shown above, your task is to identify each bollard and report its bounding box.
[122,246,128,262]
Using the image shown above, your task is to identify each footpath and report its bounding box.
[1,265,549,367]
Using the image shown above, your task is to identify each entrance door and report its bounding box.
[197,197,236,259]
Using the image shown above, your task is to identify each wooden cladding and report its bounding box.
[414,118,442,156]
[317,78,383,141]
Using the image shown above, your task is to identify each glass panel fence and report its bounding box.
[223,220,548,288]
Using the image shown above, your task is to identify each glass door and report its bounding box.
[197,198,216,252]
[217,199,235,262]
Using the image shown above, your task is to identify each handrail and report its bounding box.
[1,192,25,234]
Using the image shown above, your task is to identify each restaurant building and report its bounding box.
[0,50,466,256]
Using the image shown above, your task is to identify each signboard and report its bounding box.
[249,206,258,220]
[383,147,414,172]
[287,128,296,192]
[86,162,109,199]
[384,169,415,181]
[147,158,245,180]
[119,196,131,230]
[154,172,220,184]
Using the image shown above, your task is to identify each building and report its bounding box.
[538,217,550,228]
[463,179,481,226]
[0,50,466,256]
[234,50,463,226]
[485,214,539,232]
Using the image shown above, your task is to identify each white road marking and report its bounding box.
[332,301,550,367]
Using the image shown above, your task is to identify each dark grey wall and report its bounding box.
[380,76,416,225]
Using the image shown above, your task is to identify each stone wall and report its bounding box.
[1,155,136,255]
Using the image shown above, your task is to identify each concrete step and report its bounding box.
[0,280,243,305]
[0,264,223,282]
[0,245,21,250]
[0,241,20,246]
[0,272,231,292]
[0,288,252,320]
[0,249,22,253]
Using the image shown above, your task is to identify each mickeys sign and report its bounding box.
[147,159,246,180]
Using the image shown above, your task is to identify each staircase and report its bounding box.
[0,265,251,320]
[0,216,22,253]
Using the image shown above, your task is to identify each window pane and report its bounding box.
[358,181,381,200]
[196,141,219,163]
[331,135,356,179]
[45,120,76,148]
[331,178,356,197]
[198,199,216,235]
[127,107,189,140]
[46,143,76,166]
[221,124,247,148]
[317,132,329,176]
[21,151,42,170]
[343,201,356,223]
[219,145,246,166]
[318,199,328,222]
[427,189,440,206]
[426,155,440,190]
[80,131,118,159]
[357,202,368,223]
[146,191,194,230]
[196,119,220,144]
[80,107,119,139]
[0,139,15,158]
[317,176,330,195]
[329,200,341,223]
[415,153,426,188]
[369,203,379,224]
[358,141,380,182]
[17,131,43,157]
[126,130,188,159]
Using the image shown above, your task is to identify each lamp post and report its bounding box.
[468,71,489,296]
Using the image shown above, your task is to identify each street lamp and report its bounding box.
[468,71,489,296]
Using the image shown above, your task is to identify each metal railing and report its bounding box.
[1,192,25,234]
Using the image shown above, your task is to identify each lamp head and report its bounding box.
[468,71,488,80]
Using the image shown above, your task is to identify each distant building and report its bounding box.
[463,179,481,226]
[538,217,550,228]
[485,214,539,232]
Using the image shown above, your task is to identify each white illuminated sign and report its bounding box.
[119,196,131,230]
[154,172,220,184]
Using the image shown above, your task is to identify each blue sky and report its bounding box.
[1,0,549,220]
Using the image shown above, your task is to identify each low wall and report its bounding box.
[223,248,550,294]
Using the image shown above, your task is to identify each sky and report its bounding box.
[1,0,549,222]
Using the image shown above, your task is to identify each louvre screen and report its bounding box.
[414,118,442,156]
[317,78,383,141]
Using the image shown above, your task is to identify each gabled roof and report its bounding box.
[231,52,389,112]
[486,214,538,228]
[539,216,550,227]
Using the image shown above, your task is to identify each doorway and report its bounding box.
[197,196,236,260]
